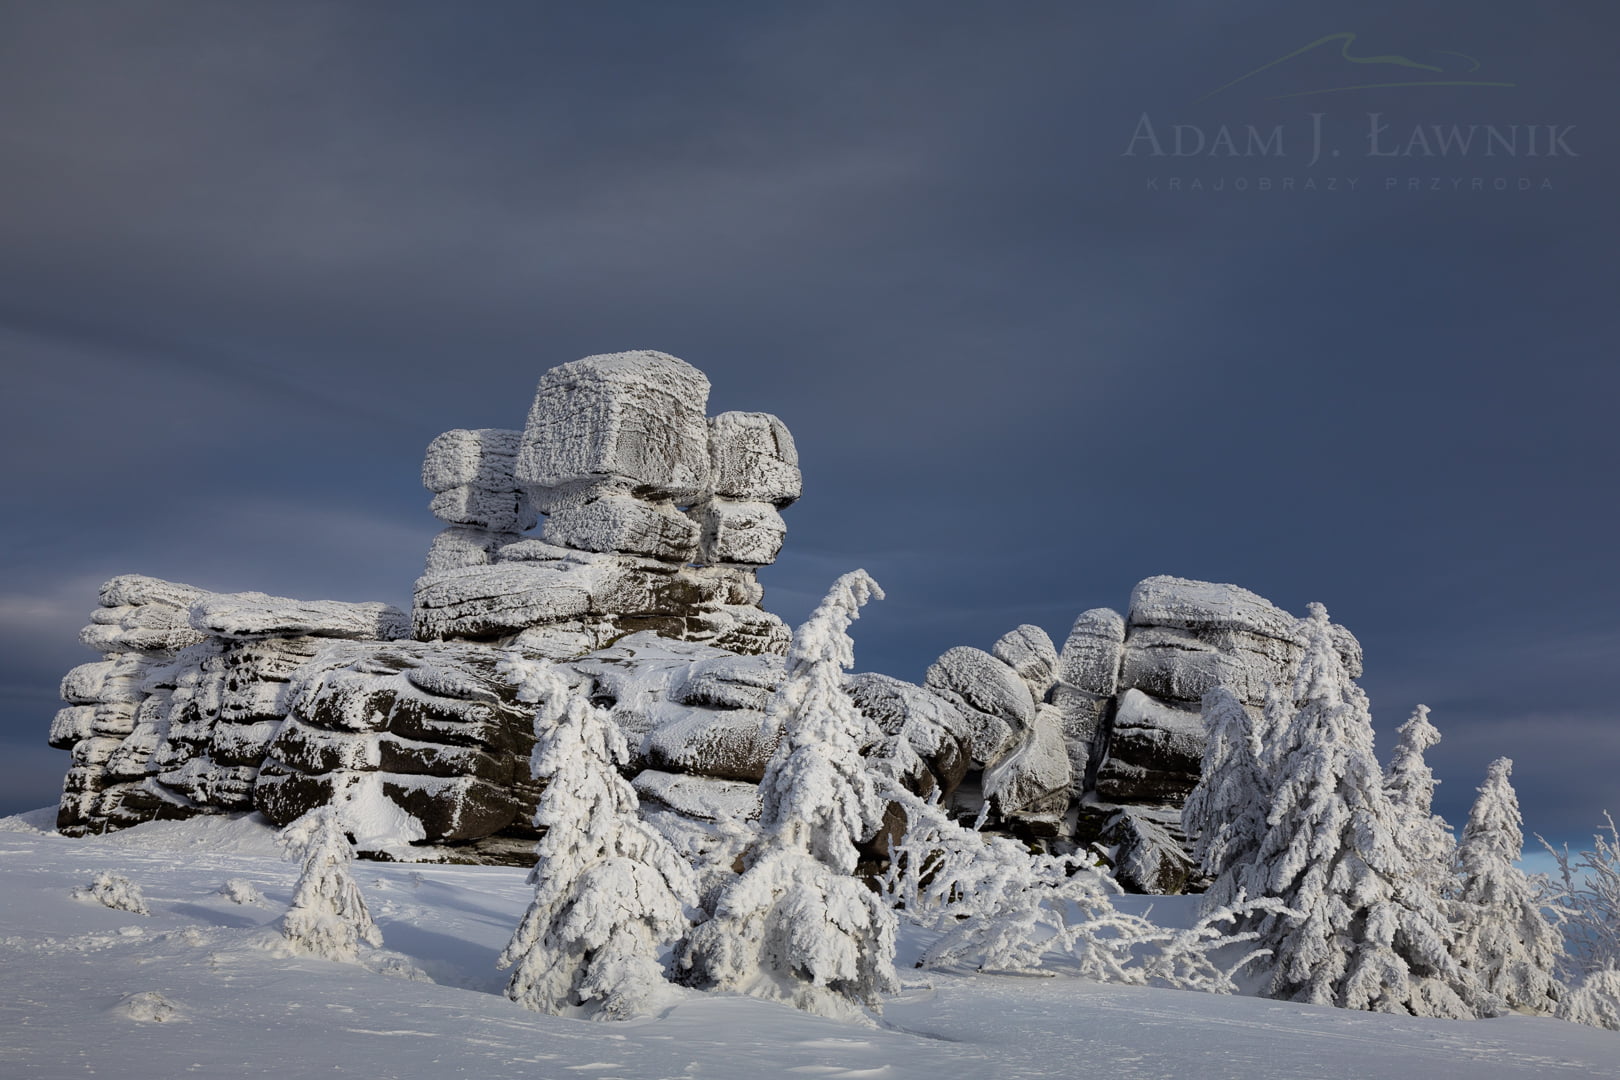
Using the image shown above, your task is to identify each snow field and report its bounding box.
[1,810,1614,1080]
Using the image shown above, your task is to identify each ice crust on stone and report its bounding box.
[707,411,801,506]
[421,428,521,492]
[541,492,700,561]
[991,624,1059,702]
[694,499,787,567]
[1127,575,1301,641]
[1057,608,1126,695]
[516,350,713,509]
[190,593,411,642]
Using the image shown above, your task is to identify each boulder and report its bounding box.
[516,350,712,509]
[98,574,212,612]
[1092,689,1206,803]
[423,526,522,573]
[706,411,801,507]
[190,593,411,642]
[991,624,1059,702]
[1099,806,1196,895]
[412,563,594,641]
[1127,575,1299,642]
[421,428,522,493]
[639,703,776,783]
[1048,683,1111,791]
[692,498,787,567]
[1055,608,1125,696]
[983,703,1072,835]
[541,491,699,561]
[429,486,537,534]
[845,671,973,799]
[673,653,784,711]
[80,603,208,654]
[923,646,1034,763]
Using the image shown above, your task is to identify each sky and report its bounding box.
[0,1,1614,846]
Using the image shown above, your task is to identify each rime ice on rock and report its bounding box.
[516,350,713,509]
[423,428,538,534]
[411,352,796,659]
[991,624,1059,703]
[706,411,801,507]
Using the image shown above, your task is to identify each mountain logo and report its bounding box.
[1199,32,1516,102]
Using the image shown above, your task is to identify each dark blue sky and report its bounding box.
[1,2,1614,846]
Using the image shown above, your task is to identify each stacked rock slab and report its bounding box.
[45,352,1379,893]
[50,575,210,834]
[413,351,794,659]
[253,640,540,860]
[50,580,413,836]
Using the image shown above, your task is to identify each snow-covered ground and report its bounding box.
[1,809,1613,1080]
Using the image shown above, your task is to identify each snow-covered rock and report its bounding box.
[1092,689,1207,804]
[1100,806,1196,895]
[422,427,521,492]
[640,705,776,783]
[516,350,713,510]
[632,769,762,822]
[190,593,411,642]
[923,646,1033,763]
[693,498,787,567]
[707,410,801,507]
[423,525,522,573]
[541,491,700,561]
[1127,575,1300,642]
[1056,608,1126,696]
[983,703,1072,834]
[991,624,1059,702]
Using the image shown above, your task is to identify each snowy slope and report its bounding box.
[1,809,1613,1080]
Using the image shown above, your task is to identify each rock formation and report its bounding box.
[44,350,1368,894]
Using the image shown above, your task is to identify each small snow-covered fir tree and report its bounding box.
[1383,705,1457,895]
[1559,967,1620,1031]
[1182,686,1271,909]
[1242,604,1488,1018]
[678,569,898,1021]
[1452,757,1563,1014]
[279,806,383,962]
[496,657,697,1020]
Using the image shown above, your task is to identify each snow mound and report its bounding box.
[74,871,150,914]
[112,991,185,1023]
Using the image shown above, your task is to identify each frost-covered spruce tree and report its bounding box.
[1540,813,1620,979]
[678,570,898,1021]
[496,657,697,1020]
[1452,758,1563,1013]
[1183,686,1271,910]
[1243,603,1486,1018]
[1384,705,1457,896]
[279,806,383,962]
[881,787,1283,991]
